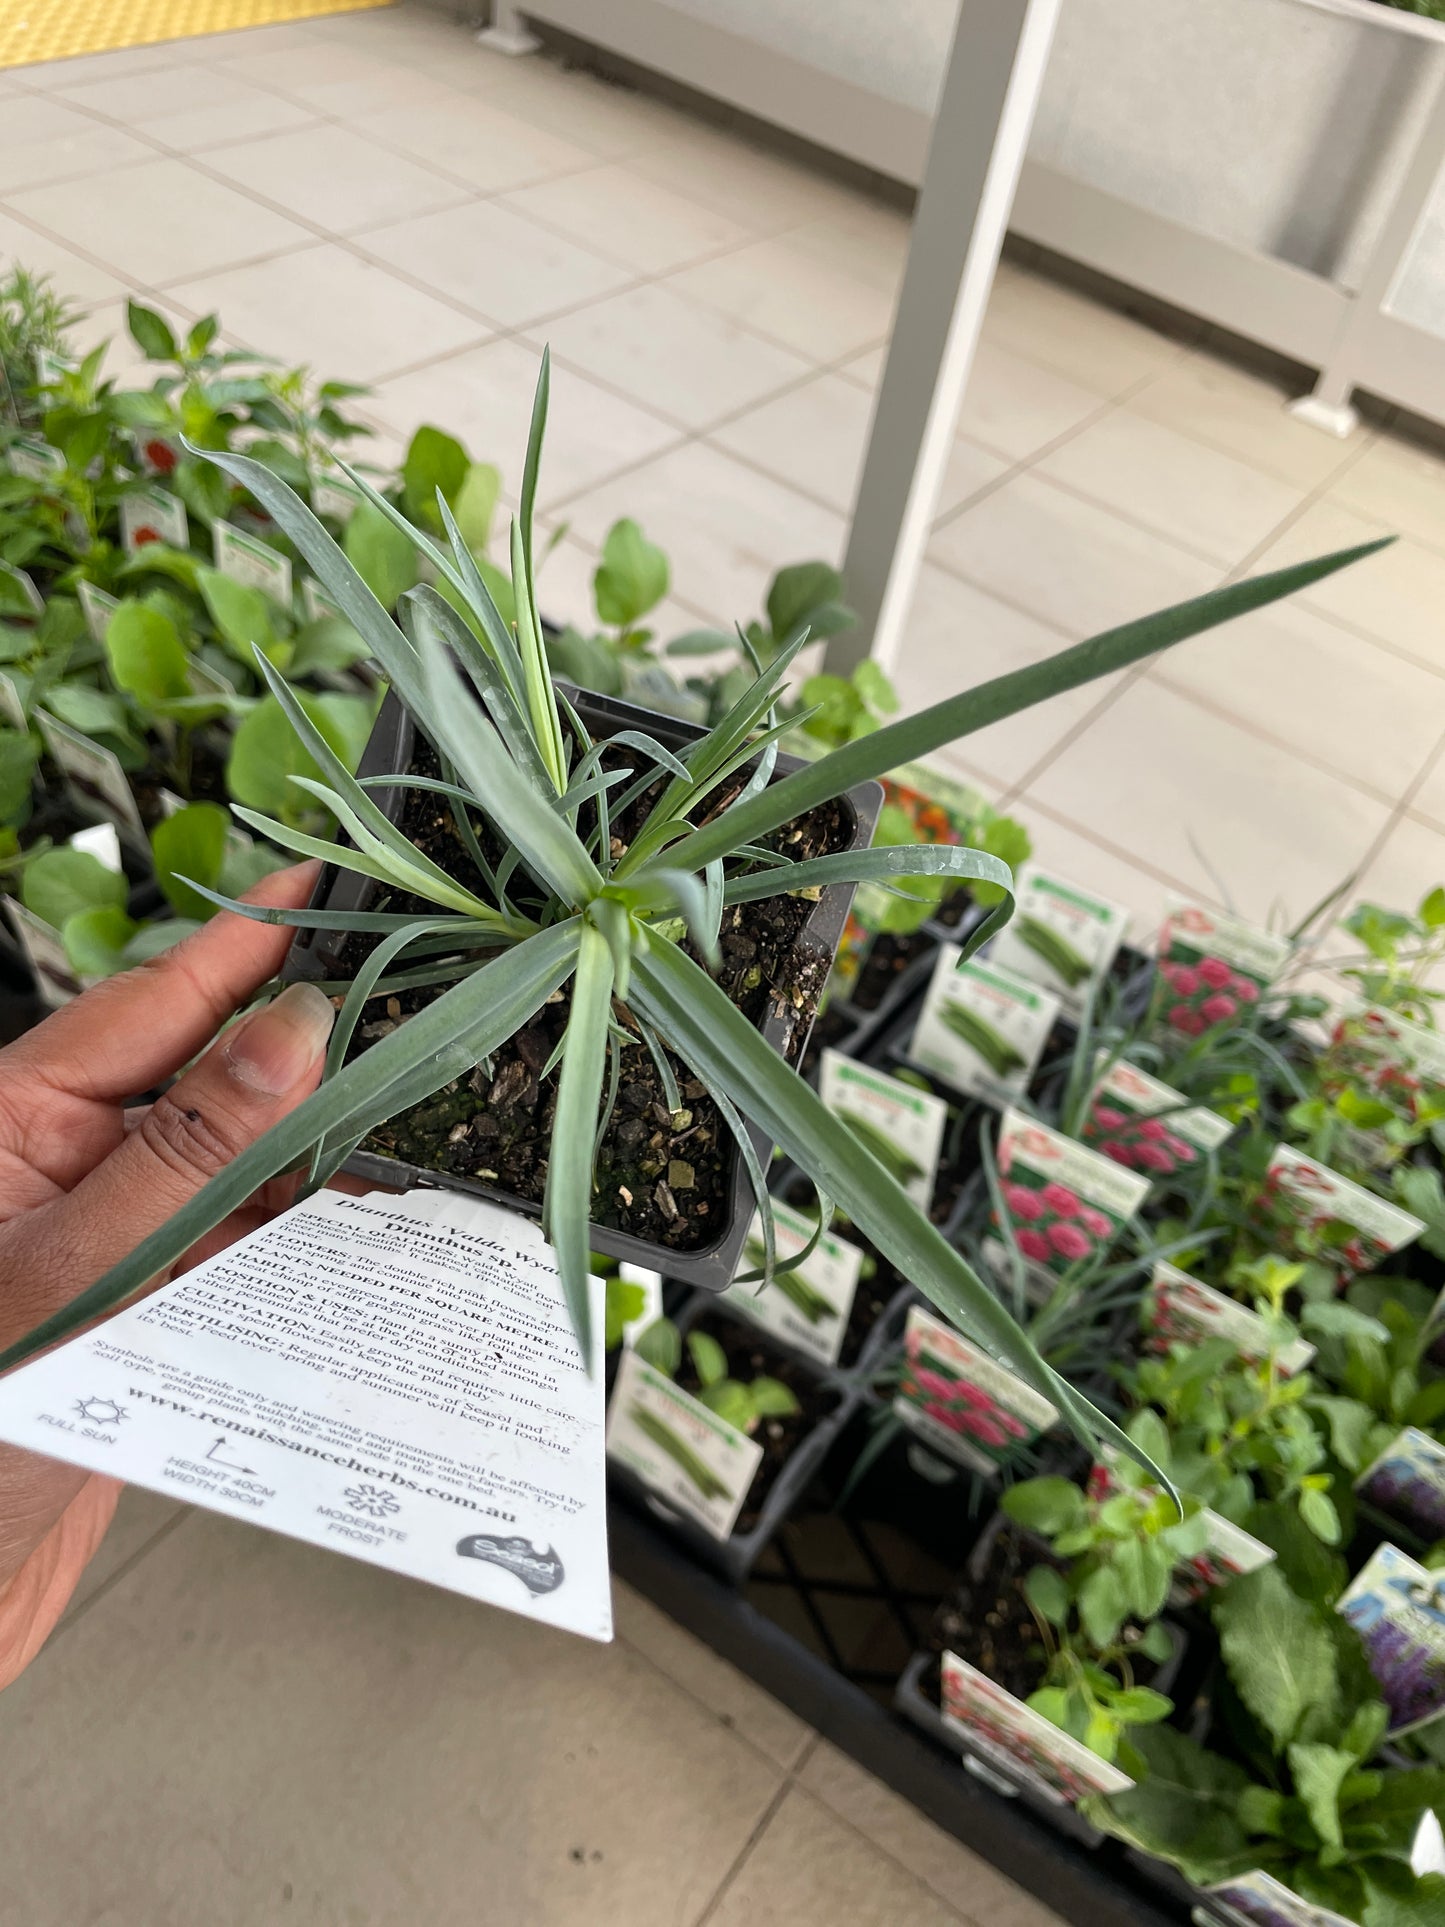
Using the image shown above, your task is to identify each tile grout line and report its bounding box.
[48,1507,192,1646]
[687,1778,795,1927]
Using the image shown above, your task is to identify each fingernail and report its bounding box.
[226,982,335,1096]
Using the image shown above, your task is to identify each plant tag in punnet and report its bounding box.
[1320,999,1445,1171]
[1255,1144,1424,1284]
[939,1651,1134,1806]
[0,1189,614,1641]
[3,898,80,1007]
[214,520,294,607]
[1144,1261,1315,1376]
[834,761,987,984]
[1083,1056,1233,1179]
[1356,1427,1445,1544]
[893,1304,1058,1474]
[1337,1543,1445,1734]
[983,1110,1151,1307]
[606,1348,761,1540]
[187,654,236,702]
[301,575,346,626]
[0,559,43,617]
[1205,1870,1358,1927]
[1156,898,1291,1039]
[76,578,120,647]
[309,465,365,526]
[119,482,188,556]
[722,1198,864,1368]
[35,708,146,844]
[1090,1454,1275,1604]
[818,1048,948,1208]
[910,945,1060,1106]
[0,670,24,731]
[6,434,65,481]
[988,866,1130,1020]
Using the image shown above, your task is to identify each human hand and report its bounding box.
[0,860,335,1685]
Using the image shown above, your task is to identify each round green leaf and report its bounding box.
[62,904,140,977]
[150,801,230,918]
[593,518,669,628]
[22,845,127,929]
[105,599,192,704]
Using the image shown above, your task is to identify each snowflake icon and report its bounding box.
[343,1483,401,1519]
[74,1397,126,1426]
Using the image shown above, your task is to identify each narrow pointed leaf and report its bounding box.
[544,919,613,1358]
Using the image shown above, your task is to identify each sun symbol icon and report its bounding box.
[74,1397,127,1426]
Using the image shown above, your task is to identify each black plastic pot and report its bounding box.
[607,1292,861,1584]
[283,683,881,1291]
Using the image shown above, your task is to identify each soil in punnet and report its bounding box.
[331,738,850,1257]
[678,1308,835,1533]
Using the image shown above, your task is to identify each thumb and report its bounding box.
[4,982,336,1339]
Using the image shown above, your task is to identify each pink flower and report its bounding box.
[1102,1141,1137,1167]
[912,1367,958,1403]
[1200,993,1238,1025]
[1198,956,1233,988]
[1163,1134,1196,1163]
[1078,1206,1112,1239]
[1016,1229,1051,1263]
[1169,966,1201,997]
[1047,1221,1093,1261]
[1169,1005,1207,1036]
[1138,1118,1168,1142]
[1232,976,1259,1004]
[1003,1183,1044,1221]
[1091,1104,1127,1131]
[1040,1182,1081,1216]
[1134,1142,1176,1174]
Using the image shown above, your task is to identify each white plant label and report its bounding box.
[7,435,65,480]
[989,866,1130,1020]
[302,576,345,624]
[1259,1144,1424,1281]
[36,708,145,842]
[0,1189,614,1642]
[722,1198,865,1368]
[310,467,365,525]
[893,1304,1057,1475]
[607,1347,761,1541]
[213,521,294,606]
[1085,1055,1234,1175]
[77,579,120,646]
[0,670,24,730]
[1206,1870,1357,1927]
[0,560,43,615]
[910,945,1060,1105]
[1145,1260,1314,1377]
[119,484,188,556]
[818,1047,948,1208]
[984,1108,1151,1306]
[70,820,123,873]
[939,1651,1134,1805]
[4,898,80,1007]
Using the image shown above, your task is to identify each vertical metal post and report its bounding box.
[826,0,1061,677]
[476,5,542,57]
[1291,45,1445,437]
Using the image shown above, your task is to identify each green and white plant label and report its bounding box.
[0,670,25,731]
[939,1651,1134,1806]
[4,899,80,1008]
[0,559,43,617]
[847,762,987,934]
[0,1188,614,1641]
[1338,1542,1445,1734]
[36,708,145,843]
[723,1199,865,1369]
[1156,898,1291,1039]
[1206,1870,1358,1927]
[910,945,1060,1105]
[31,348,71,386]
[1144,1260,1314,1376]
[187,654,236,701]
[818,1048,948,1208]
[894,1304,1057,1475]
[213,520,294,607]
[302,576,345,625]
[119,483,188,556]
[1091,1452,1276,1603]
[1084,1055,1233,1178]
[989,866,1130,1020]
[309,466,365,526]
[7,435,65,481]
[1257,1144,1424,1283]
[77,579,120,646]
[1322,999,1445,1171]
[606,1347,761,1541]
[984,1109,1151,1306]
[1356,1427,1445,1546]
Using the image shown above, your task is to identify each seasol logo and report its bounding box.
[456,1534,566,1596]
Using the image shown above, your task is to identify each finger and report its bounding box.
[0,981,335,1349]
[5,860,322,1103]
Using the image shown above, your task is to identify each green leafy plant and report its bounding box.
[0,266,77,427]
[0,353,1386,1502]
[1336,888,1445,1029]
[678,1326,800,1434]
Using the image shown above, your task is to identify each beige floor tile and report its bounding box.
[1037,409,1306,567]
[60,1486,186,1620]
[1127,351,1368,490]
[360,198,632,328]
[542,282,811,430]
[1402,739,1445,832]
[205,121,467,235]
[177,21,328,63]
[445,57,690,161]
[366,91,600,196]
[708,1785,966,1927]
[983,267,1193,395]
[562,440,843,628]
[613,1580,812,1770]
[367,335,679,512]
[0,206,130,303]
[929,471,1220,639]
[1147,596,1445,803]
[0,122,153,195]
[2,1514,783,1927]
[668,232,898,363]
[1252,498,1445,671]
[535,527,716,637]
[52,57,278,127]
[167,243,487,383]
[953,338,1108,461]
[890,564,1126,796]
[990,797,1189,935]
[220,40,456,118]
[501,162,752,275]
[9,156,311,285]
[1329,432,1445,554]
[800,1742,1067,1927]
[0,93,112,149]
[67,296,163,388]
[837,342,887,390]
[127,83,316,154]
[14,42,196,88]
[1352,813,1445,918]
[1024,677,1391,925]
[630,122,863,234]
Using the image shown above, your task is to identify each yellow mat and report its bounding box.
[0,0,391,71]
